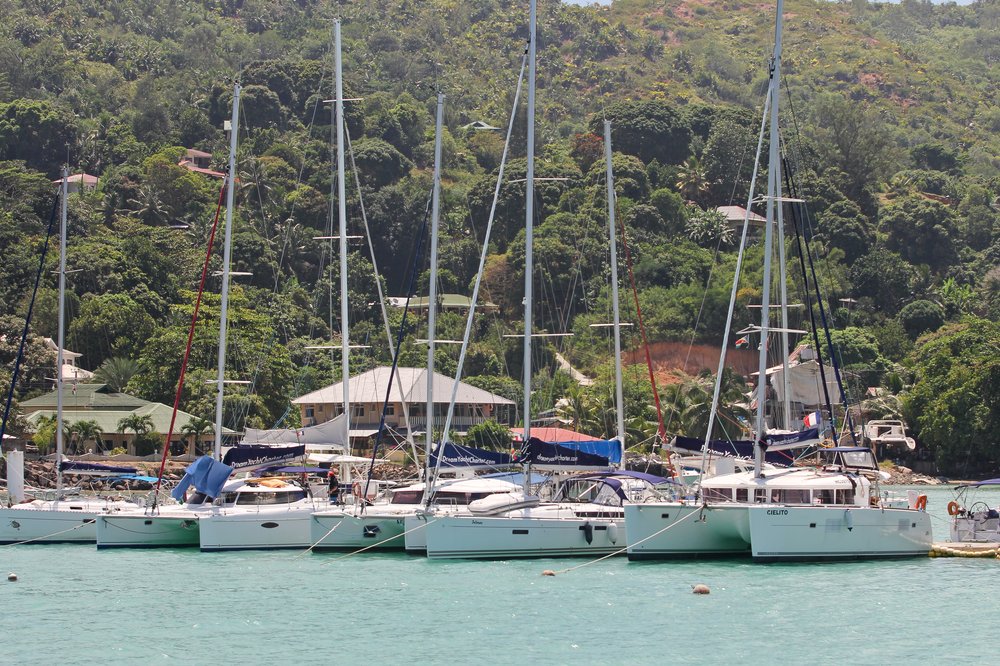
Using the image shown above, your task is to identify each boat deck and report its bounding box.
[930,542,1000,558]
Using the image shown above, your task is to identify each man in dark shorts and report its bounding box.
[327,470,340,504]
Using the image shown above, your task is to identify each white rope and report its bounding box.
[294,513,344,557]
[0,519,92,547]
[321,516,438,564]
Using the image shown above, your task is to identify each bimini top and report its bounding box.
[956,478,1000,489]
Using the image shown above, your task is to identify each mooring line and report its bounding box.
[0,519,92,547]
[547,504,705,576]
[321,517,437,564]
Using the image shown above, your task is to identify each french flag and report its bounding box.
[803,411,821,428]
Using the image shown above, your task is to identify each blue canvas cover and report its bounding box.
[520,437,622,468]
[671,436,793,466]
[170,456,234,501]
[429,443,513,468]
[59,461,138,475]
[957,478,1000,489]
[222,444,305,470]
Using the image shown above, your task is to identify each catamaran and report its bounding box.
[625,0,932,562]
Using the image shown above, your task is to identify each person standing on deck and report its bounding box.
[327,471,340,504]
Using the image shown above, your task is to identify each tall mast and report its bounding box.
[603,121,625,456]
[777,160,792,431]
[55,167,68,496]
[522,0,537,446]
[334,19,351,455]
[425,92,444,481]
[754,0,784,477]
[213,82,241,460]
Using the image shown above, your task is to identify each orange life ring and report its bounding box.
[914,495,928,511]
[947,500,960,516]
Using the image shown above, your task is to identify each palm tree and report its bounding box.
[180,417,214,456]
[555,386,600,435]
[117,413,155,455]
[674,155,712,204]
[860,391,905,421]
[94,357,139,393]
[30,414,68,456]
[127,183,169,225]
[69,419,104,454]
[662,369,751,441]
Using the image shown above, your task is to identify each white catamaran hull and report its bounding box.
[96,511,201,548]
[404,513,430,553]
[424,512,625,559]
[747,505,933,561]
[199,504,317,551]
[310,510,408,551]
[0,500,136,544]
[625,503,751,559]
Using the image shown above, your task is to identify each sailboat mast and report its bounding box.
[777,171,792,431]
[754,0,784,476]
[334,19,351,455]
[426,92,444,482]
[522,0,537,447]
[55,167,68,496]
[213,83,241,460]
[603,121,625,454]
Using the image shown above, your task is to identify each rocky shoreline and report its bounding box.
[0,457,947,495]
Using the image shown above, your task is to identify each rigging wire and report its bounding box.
[0,196,59,448]
[361,189,433,499]
[153,181,229,499]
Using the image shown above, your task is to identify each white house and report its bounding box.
[293,367,515,451]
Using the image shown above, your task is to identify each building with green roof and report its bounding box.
[21,384,234,455]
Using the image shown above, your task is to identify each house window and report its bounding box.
[305,407,314,418]
[385,405,395,416]
[352,405,364,418]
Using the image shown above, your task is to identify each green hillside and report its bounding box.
[0,0,997,473]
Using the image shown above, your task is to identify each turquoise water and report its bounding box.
[3,485,996,664]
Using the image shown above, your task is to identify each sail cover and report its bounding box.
[242,413,349,447]
[520,437,622,468]
[429,443,513,468]
[59,461,138,476]
[222,444,306,470]
[669,428,819,465]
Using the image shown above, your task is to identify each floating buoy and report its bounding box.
[692,584,710,595]
[542,570,556,577]
[7,572,17,582]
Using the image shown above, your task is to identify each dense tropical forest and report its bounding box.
[0,0,997,475]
